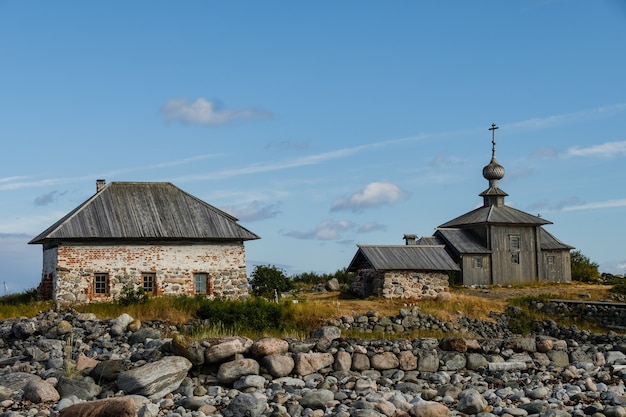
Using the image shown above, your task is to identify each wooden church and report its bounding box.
[349,124,574,296]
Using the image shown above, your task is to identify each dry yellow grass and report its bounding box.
[296,282,614,326]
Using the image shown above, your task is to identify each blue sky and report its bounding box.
[1,1,626,293]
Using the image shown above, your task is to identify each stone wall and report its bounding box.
[42,243,249,304]
[352,269,449,300]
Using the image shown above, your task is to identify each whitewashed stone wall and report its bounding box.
[352,269,449,300]
[42,243,249,305]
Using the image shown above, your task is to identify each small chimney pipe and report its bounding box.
[403,234,417,245]
[96,179,106,193]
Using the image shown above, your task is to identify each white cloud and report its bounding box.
[331,182,409,212]
[223,201,282,222]
[283,219,356,240]
[565,141,626,158]
[162,98,272,126]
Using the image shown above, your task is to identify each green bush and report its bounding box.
[249,265,293,299]
[117,285,149,306]
[196,298,294,332]
[291,268,354,286]
[571,250,601,283]
[610,277,626,295]
[0,288,39,305]
[292,271,326,285]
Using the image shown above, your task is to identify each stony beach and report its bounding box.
[1,304,626,417]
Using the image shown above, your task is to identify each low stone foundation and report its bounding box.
[352,269,449,299]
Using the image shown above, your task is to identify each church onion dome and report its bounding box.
[482,157,505,181]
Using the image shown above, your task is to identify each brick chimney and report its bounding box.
[96,179,106,193]
[403,234,417,245]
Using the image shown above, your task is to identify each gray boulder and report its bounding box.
[217,358,260,385]
[294,352,334,376]
[110,313,134,336]
[56,377,102,401]
[370,352,400,370]
[310,325,341,341]
[263,353,295,377]
[221,393,267,417]
[326,278,340,291]
[116,355,192,400]
[127,328,161,345]
[205,337,253,363]
[300,389,335,410]
[0,372,41,391]
[457,388,488,414]
[170,335,205,366]
[251,337,289,356]
[22,379,60,403]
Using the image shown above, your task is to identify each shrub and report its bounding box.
[571,250,601,283]
[249,265,293,299]
[610,277,626,295]
[196,298,294,332]
[117,285,149,306]
[0,288,39,305]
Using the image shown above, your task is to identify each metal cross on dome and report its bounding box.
[489,123,499,158]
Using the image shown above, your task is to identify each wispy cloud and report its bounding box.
[528,147,559,160]
[222,201,282,222]
[0,176,28,184]
[34,190,68,206]
[0,154,220,192]
[265,140,310,152]
[162,98,272,126]
[331,182,409,213]
[505,103,626,132]
[562,198,626,212]
[565,141,626,158]
[357,221,387,233]
[174,145,377,181]
[282,219,356,240]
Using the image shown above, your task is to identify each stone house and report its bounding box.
[29,180,260,305]
[347,239,460,299]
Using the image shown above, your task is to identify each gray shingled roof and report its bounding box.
[434,228,490,254]
[29,182,260,244]
[347,245,460,272]
[439,204,551,228]
[540,227,575,250]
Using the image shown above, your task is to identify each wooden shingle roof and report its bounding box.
[439,204,551,228]
[347,245,460,272]
[434,228,490,254]
[540,228,575,250]
[29,182,260,244]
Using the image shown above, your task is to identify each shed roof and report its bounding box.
[540,227,575,250]
[347,245,460,272]
[29,182,260,244]
[439,204,551,228]
[434,228,490,254]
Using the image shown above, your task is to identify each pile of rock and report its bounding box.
[327,306,514,339]
[1,309,626,417]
